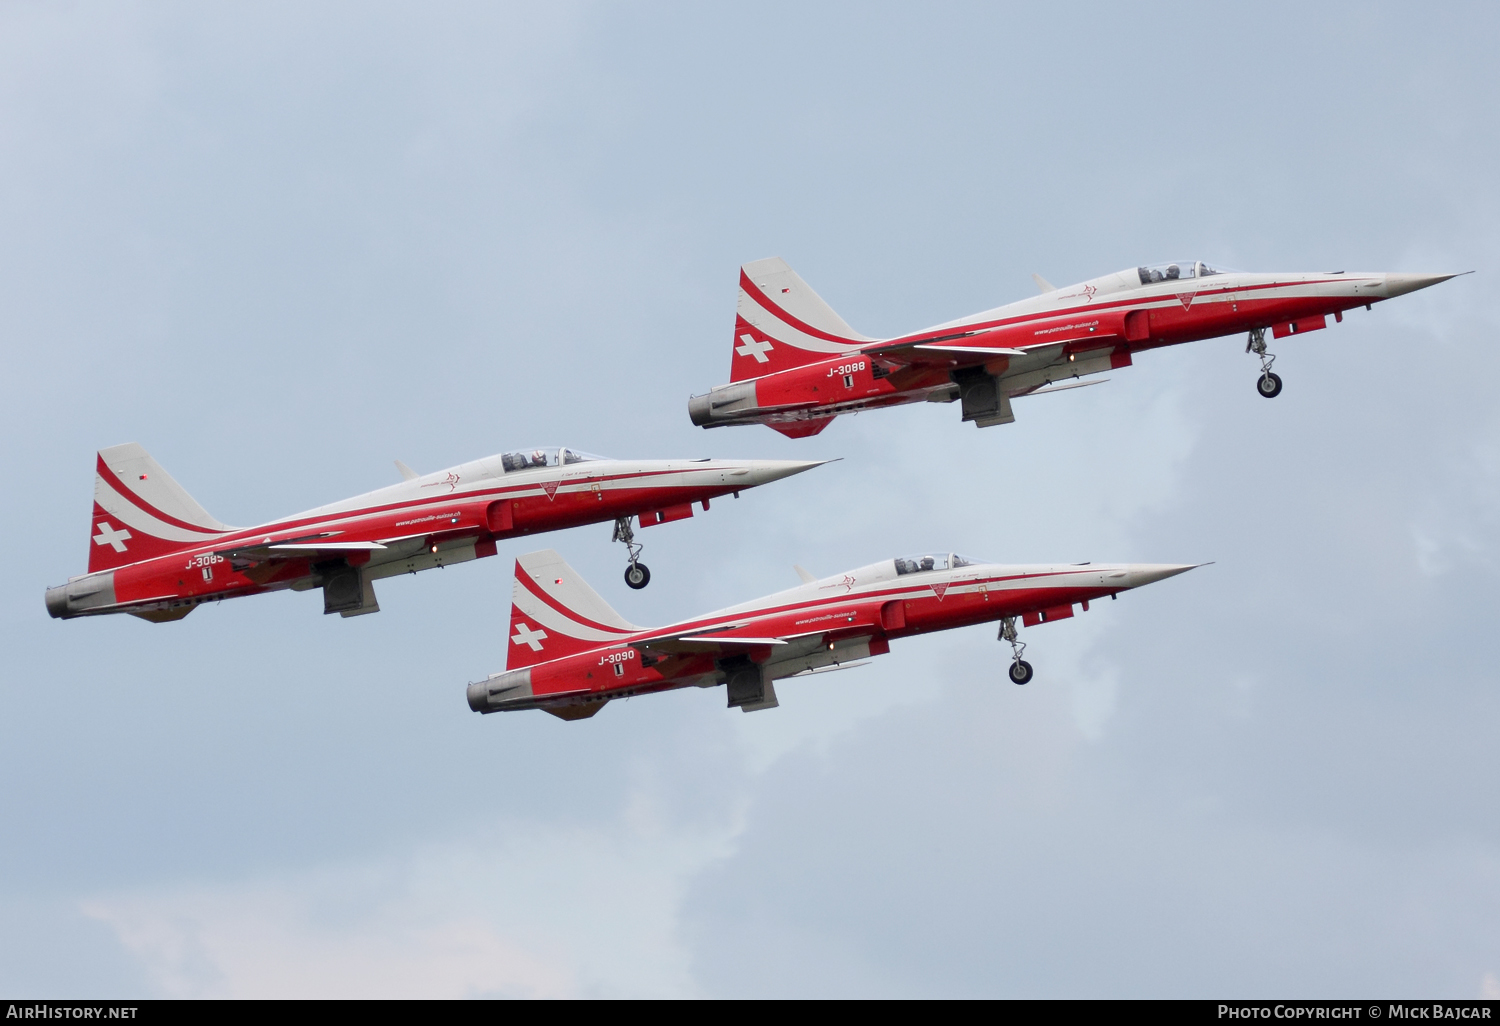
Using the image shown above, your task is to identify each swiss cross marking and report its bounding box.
[735,334,774,363]
[93,521,132,553]
[511,621,547,652]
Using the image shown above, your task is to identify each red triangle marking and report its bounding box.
[1178,292,1196,311]
[932,582,949,600]
[542,481,559,501]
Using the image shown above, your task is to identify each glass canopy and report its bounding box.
[1136,261,1227,285]
[893,552,980,575]
[499,447,609,472]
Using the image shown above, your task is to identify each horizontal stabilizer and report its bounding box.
[267,541,387,552]
[216,533,390,562]
[678,635,787,646]
[1018,378,1108,397]
[788,660,872,677]
[1032,273,1056,293]
[913,344,1028,356]
[395,460,418,482]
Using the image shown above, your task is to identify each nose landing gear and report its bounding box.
[1246,328,1282,398]
[612,516,651,590]
[1000,617,1033,685]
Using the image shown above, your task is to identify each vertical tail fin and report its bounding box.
[89,443,234,573]
[730,257,874,382]
[507,550,643,669]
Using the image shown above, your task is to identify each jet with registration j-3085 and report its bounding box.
[688,257,1465,437]
[45,444,825,622]
[467,548,1200,721]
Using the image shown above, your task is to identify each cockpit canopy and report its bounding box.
[499,446,608,473]
[1136,260,1228,285]
[893,552,980,575]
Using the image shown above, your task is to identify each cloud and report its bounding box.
[83,810,735,998]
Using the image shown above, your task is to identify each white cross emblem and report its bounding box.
[93,521,132,553]
[735,334,774,363]
[511,621,547,652]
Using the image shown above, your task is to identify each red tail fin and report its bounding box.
[731,257,874,382]
[506,550,642,670]
[89,443,234,572]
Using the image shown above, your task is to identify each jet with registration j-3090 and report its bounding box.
[688,257,1465,437]
[45,444,825,622]
[467,548,1199,720]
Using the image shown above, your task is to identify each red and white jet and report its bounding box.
[468,548,1198,720]
[46,444,824,622]
[688,257,1462,437]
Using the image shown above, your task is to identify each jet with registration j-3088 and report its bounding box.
[45,444,825,622]
[467,548,1199,720]
[688,257,1465,437]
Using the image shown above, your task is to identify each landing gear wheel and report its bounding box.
[1246,329,1281,398]
[612,516,649,591]
[998,616,1029,685]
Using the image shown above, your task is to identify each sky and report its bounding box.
[1,1,1497,998]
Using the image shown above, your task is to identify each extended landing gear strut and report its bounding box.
[612,516,651,590]
[1246,328,1282,398]
[1000,617,1033,685]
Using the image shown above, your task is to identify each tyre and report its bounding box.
[624,563,651,590]
[1008,659,1033,685]
[1257,371,1283,398]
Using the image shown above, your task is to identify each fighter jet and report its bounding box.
[688,257,1463,437]
[467,548,1198,720]
[46,444,823,622]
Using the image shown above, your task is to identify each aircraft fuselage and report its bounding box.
[689,261,1457,437]
[470,553,1195,718]
[47,451,820,622]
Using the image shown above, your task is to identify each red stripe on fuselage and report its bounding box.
[874,277,1374,350]
[620,568,1102,650]
[107,467,690,564]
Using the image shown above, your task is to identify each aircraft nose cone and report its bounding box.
[740,459,831,487]
[1383,273,1460,299]
[1121,563,1202,589]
